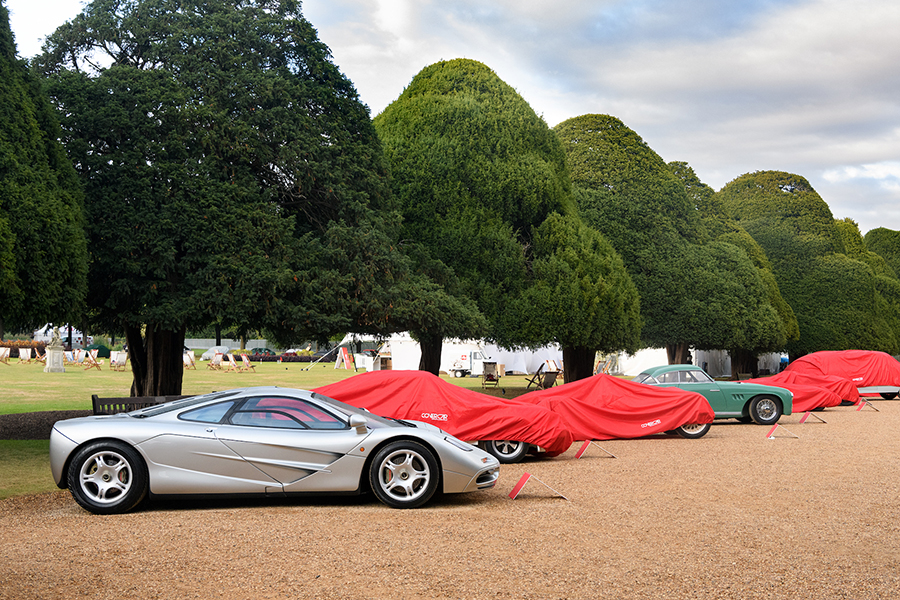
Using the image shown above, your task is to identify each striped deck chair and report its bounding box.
[110,351,128,371]
[183,352,197,370]
[224,354,240,372]
[84,349,103,371]
[207,353,224,370]
[0,347,9,365]
[240,354,256,372]
[17,348,33,364]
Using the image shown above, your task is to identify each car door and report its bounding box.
[213,395,371,492]
[137,400,283,495]
[678,369,732,415]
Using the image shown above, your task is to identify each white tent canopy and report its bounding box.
[337,333,563,374]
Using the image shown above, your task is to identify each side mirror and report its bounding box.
[349,414,368,434]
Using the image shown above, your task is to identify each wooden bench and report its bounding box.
[91,394,194,415]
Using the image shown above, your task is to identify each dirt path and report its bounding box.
[2,402,899,599]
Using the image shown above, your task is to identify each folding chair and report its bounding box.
[207,353,224,370]
[241,354,256,372]
[84,349,103,371]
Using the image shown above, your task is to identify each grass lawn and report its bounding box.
[0,440,55,500]
[0,358,544,500]
[0,358,537,415]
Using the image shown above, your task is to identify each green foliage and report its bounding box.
[864,227,900,279]
[557,117,791,356]
[516,213,641,353]
[718,171,844,254]
[668,161,798,351]
[0,4,87,334]
[375,59,576,347]
[35,0,449,391]
[719,171,899,356]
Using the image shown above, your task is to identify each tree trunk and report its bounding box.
[126,323,186,396]
[729,348,759,379]
[666,342,691,365]
[417,334,443,376]
[215,323,221,346]
[562,346,595,383]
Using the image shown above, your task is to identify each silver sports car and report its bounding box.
[50,386,501,514]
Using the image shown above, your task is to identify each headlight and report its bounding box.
[443,435,474,452]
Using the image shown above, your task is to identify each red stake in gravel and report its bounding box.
[766,424,800,439]
[508,473,569,501]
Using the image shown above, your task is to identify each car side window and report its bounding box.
[657,372,679,383]
[680,371,699,383]
[686,369,714,383]
[179,401,237,423]
[230,396,347,430]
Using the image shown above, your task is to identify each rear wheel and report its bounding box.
[479,440,530,463]
[369,441,439,509]
[749,395,782,425]
[880,392,898,400]
[67,441,148,515]
[674,423,711,439]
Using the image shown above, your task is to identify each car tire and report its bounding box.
[749,395,782,425]
[453,371,464,378]
[479,440,530,463]
[674,423,711,439]
[67,441,148,515]
[369,441,439,509]
[880,392,898,400]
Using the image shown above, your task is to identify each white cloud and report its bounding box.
[7,0,900,233]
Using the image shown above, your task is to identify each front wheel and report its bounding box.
[369,441,439,509]
[67,441,148,515]
[674,423,711,439]
[749,395,782,425]
[880,392,898,400]
[479,440,530,463]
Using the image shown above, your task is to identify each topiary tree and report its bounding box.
[556,115,788,366]
[515,212,641,378]
[0,3,87,340]
[719,171,900,358]
[375,61,640,379]
[669,161,798,375]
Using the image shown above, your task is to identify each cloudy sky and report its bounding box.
[7,0,900,234]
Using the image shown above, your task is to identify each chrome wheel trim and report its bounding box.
[756,398,778,420]
[492,440,523,456]
[376,449,432,503]
[78,450,133,505]
[680,423,707,434]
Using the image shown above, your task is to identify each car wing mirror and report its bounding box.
[349,414,368,434]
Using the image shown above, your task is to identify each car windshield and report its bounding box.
[633,372,654,384]
[132,391,243,417]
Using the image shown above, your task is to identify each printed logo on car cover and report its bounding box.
[641,419,661,428]
[421,412,449,421]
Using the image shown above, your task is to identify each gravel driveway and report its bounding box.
[2,401,899,599]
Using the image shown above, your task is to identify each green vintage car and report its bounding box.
[634,365,793,425]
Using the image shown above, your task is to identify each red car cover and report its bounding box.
[745,372,844,412]
[516,374,715,441]
[313,370,574,456]
[783,350,900,389]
